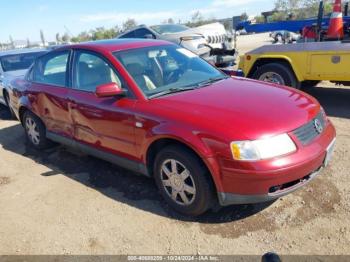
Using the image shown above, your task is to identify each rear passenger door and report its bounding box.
[30,50,73,137]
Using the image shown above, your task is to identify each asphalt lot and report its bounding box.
[0,33,349,255]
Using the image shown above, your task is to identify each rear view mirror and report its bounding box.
[96,83,125,98]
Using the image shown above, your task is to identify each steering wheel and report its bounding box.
[165,69,183,84]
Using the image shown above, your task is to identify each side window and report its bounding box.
[33,51,69,86]
[74,51,123,93]
[134,28,154,38]
[26,66,34,81]
[119,31,135,38]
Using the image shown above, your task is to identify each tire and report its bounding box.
[23,111,52,149]
[275,34,283,43]
[252,63,300,89]
[3,91,16,119]
[153,145,214,216]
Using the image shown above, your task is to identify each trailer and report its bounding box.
[236,16,350,34]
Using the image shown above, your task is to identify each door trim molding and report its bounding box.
[46,131,149,177]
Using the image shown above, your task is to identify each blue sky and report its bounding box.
[0,0,274,42]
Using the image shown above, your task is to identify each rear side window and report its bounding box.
[33,51,69,86]
[134,28,154,38]
[119,31,135,38]
[0,52,45,72]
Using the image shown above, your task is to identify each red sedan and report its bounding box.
[10,39,336,216]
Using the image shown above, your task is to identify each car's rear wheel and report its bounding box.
[153,145,214,216]
[23,111,51,149]
[252,63,300,89]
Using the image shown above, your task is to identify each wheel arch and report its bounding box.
[247,56,304,82]
[145,136,221,194]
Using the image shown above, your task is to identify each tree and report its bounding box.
[40,30,46,46]
[162,18,175,24]
[26,38,31,48]
[240,12,249,21]
[254,15,266,24]
[55,33,61,43]
[185,11,215,27]
[62,33,71,42]
[89,27,118,40]
[191,11,204,24]
[274,0,334,20]
[71,31,91,43]
[122,18,137,31]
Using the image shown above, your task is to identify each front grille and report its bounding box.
[293,112,325,145]
[207,34,226,44]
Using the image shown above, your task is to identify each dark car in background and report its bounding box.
[117,23,236,67]
[0,48,47,117]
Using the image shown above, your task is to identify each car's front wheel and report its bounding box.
[154,145,214,216]
[23,111,51,149]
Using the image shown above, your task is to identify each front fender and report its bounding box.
[245,54,304,82]
[139,123,225,192]
[141,123,215,162]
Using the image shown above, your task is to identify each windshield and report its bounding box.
[0,52,45,72]
[150,24,189,34]
[114,45,226,98]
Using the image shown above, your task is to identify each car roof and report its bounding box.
[0,48,48,57]
[59,39,172,53]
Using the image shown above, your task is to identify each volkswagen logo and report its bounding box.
[314,119,323,134]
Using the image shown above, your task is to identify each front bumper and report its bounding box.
[217,123,336,206]
[218,165,322,206]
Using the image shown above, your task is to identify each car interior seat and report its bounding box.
[78,62,121,91]
[126,63,156,91]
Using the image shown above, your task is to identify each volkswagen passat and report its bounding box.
[11,39,336,216]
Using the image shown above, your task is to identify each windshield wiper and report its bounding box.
[182,76,229,89]
[195,76,230,87]
[148,87,196,99]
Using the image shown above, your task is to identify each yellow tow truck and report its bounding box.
[238,41,350,88]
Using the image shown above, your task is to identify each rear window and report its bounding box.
[0,52,45,72]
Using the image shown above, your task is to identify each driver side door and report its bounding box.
[68,50,138,160]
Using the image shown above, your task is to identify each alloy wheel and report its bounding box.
[160,159,196,206]
[259,72,285,85]
[25,117,40,145]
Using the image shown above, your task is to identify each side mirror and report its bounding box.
[144,34,155,39]
[96,83,125,98]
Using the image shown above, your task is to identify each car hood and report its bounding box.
[161,31,205,42]
[188,22,227,36]
[151,78,320,141]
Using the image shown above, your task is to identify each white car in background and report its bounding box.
[0,49,47,117]
[118,23,236,67]
[270,30,301,43]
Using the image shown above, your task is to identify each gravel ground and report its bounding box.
[0,34,349,255]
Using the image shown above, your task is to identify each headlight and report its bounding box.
[230,133,297,161]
